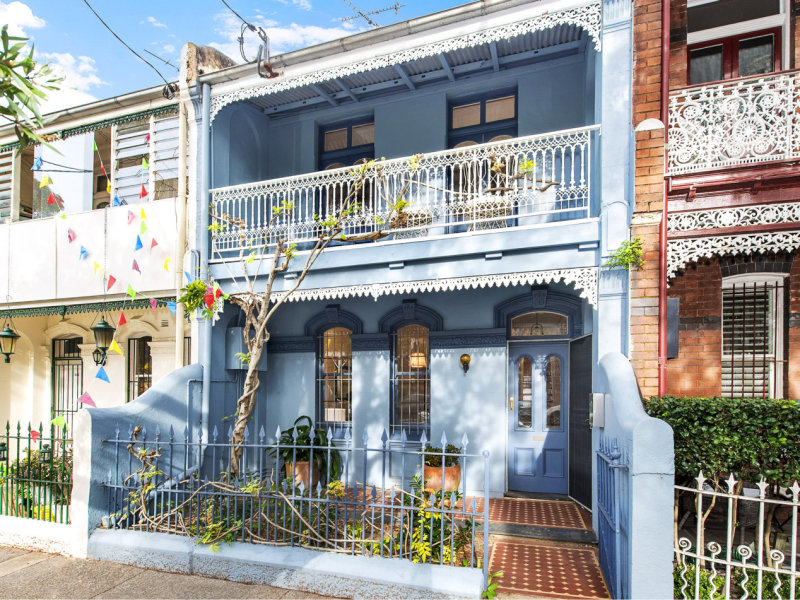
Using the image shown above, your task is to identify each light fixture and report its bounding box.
[460,353,471,373]
[0,316,21,363]
[0,442,6,461]
[91,315,116,366]
[409,351,427,370]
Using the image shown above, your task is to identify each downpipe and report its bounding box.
[199,82,212,445]
[657,0,670,396]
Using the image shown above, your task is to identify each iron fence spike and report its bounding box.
[155,425,161,438]
[183,426,189,439]
[381,429,388,444]
[461,431,469,447]
[212,425,218,441]
[420,430,427,446]
[327,426,333,439]
[228,426,233,441]
[244,425,250,440]
[169,424,174,439]
[440,430,447,446]
[400,429,407,446]
[299,481,305,494]
[362,429,369,446]
[275,426,282,441]
[259,426,266,441]
[316,481,322,494]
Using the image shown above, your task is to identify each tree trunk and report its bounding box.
[228,333,267,479]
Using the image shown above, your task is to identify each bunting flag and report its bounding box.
[95,366,110,383]
[67,228,77,243]
[167,301,176,317]
[163,257,170,271]
[46,192,57,205]
[107,275,117,291]
[184,271,192,284]
[126,284,136,300]
[93,261,101,275]
[106,180,111,194]
[145,133,150,143]
[93,140,98,152]
[29,430,40,443]
[79,245,88,260]
[150,298,157,312]
[78,392,96,408]
[127,210,136,225]
[109,339,123,355]
[132,259,141,274]
[142,157,149,170]
[213,283,223,299]
[59,212,67,220]
[150,238,158,249]
[134,235,143,251]
[140,208,147,220]
[113,195,122,207]
[33,156,42,170]
[118,311,127,326]
[139,184,148,199]
[50,415,68,429]
[39,175,52,188]
[100,165,106,176]
[140,220,147,234]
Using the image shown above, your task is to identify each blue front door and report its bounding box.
[508,342,569,494]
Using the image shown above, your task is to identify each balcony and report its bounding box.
[210,126,597,257]
[667,70,800,176]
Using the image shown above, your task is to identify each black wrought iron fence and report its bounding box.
[0,422,73,523]
[102,421,490,584]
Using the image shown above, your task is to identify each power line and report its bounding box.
[340,1,404,23]
[81,0,178,99]
[144,49,179,72]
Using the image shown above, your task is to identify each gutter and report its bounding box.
[657,0,670,396]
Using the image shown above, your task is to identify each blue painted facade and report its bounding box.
[194,0,634,504]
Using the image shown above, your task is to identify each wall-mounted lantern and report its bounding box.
[0,317,21,363]
[0,442,7,462]
[460,353,471,373]
[91,315,116,366]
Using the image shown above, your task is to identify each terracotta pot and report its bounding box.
[285,461,319,489]
[422,464,461,492]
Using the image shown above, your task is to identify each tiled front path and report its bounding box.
[485,498,610,599]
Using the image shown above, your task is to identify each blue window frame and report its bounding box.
[318,118,375,170]
[448,90,517,148]
[317,326,353,433]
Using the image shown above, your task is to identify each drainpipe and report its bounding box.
[174,100,187,369]
[199,82,212,436]
[657,0,671,396]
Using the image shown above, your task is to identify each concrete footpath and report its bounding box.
[0,546,345,599]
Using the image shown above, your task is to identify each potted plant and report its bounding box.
[272,416,341,489]
[421,444,462,492]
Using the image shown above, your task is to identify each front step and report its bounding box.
[488,521,597,544]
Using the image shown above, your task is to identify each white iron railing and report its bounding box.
[675,473,799,600]
[668,71,800,176]
[210,126,597,255]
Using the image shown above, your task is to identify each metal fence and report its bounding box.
[102,421,490,584]
[675,473,799,600]
[210,126,597,255]
[0,422,73,524]
[597,434,631,599]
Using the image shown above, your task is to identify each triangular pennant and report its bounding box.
[93,261,101,275]
[79,245,88,260]
[213,282,223,299]
[39,175,52,188]
[109,339,123,355]
[184,271,192,284]
[93,140,98,152]
[33,156,42,170]
[163,257,170,271]
[50,415,68,429]
[134,235,143,251]
[140,208,147,220]
[78,392,96,408]
[29,430,40,443]
[46,192,56,205]
[145,133,150,143]
[127,210,136,225]
[100,164,106,176]
[95,366,110,383]
[59,212,67,220]
[67,228,77,243]
[167,301,176,317]
[126,284,136,300]
[106,180,111,194]
[106,275,117,291]
[150,238,158,249]
[140,220,147,234]
[142,157,149,170]
[112,195,122,207]
[139,184,148,199]
[118,311,127,326]
[132,259,140,274]
[150,298,157,312]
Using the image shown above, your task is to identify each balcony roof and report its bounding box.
[205,0,601,121]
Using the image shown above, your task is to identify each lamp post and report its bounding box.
[0,317,21,363]
[91,315,116,366]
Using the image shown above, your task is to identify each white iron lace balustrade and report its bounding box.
[210,126,596,255]
[668,70,800,176]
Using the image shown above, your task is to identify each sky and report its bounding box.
[1,0,470,115]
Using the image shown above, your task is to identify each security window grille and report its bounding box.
[52,337,83,432]
[127,336,152,403]
[317,327,352,431]
[721,279,784,399]
[391,324,430,439]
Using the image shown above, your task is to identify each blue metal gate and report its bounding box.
[596,435,630,599]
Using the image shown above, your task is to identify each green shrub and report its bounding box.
[422,444,462,467]
[674,563,726,599]
[644,396,800,486]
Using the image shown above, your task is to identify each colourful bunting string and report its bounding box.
[39,175,52,188]
[109,339,123,355]
[59,212,67,220]
[93,261,101,275]
[142,157,149,170]
[139,184,148,199]
[78,392,96,408]
[33,157,42,170]
[113,195,122,207]
[127,210,136,224]
[118,311,127,326]
[145,133,150,143]
[93,140,98,152]
[79,245,88,260]
[140,220,147,234]
[150,298,157,312]
[150,238,158,249]
[51,415,68,429]
[127,284,136,300]
[29,430,40,443]
[163,257,170,271]
[107,275,117,291]
[134,235,143,251]
[132,259,141,274]
[67,228,77,243]
[100,164,106,176]
[46,192,57,205]
[106,180,111,194]
[167,301,176,317]
[96,366,110,383]
[140,208,147,220]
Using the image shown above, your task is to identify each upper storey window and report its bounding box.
[448,92,517,147]
[319,119,374,170]
[687,0,785,85]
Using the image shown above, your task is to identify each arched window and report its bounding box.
[318,326,353,431]
[391,324,430,439]
[510,311,569,338]
[127,336,152,403]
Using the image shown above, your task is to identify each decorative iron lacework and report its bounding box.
[0,297,176,319]
[269,268,598,306]
[209,1,602,121]
[667,231,800,279]
[667,71,800,176]
[0,105,178,152]
[668,202,800,232]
